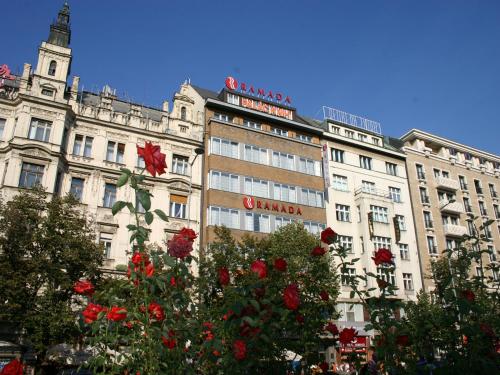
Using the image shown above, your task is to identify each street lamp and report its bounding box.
[187,147,204,228]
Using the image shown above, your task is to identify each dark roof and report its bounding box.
[191,85,220,100]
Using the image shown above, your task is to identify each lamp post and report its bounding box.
[187,146,204,228]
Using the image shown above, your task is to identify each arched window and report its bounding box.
[48,60,57,76]
[180,106,186,120]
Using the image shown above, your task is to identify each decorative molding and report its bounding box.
[0,107,13,116]
[75,124,99,134]
[171,144,192,154]
[168,180,190,192]
[30,106,62,119]
[106,131,129,141]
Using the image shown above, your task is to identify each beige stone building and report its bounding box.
[401,129,500,291]
[0,4,204,270]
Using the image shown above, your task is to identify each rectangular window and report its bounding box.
[103,183,117,208]
[273,183,296,203]
[41,88,54,96]
[386,162,398,176]
[484,221,492,239]
[72,134,83,155]
[243,119,261,130]
[99,233,113,259]
[135,192,146,214]
[332,175,348,192]
[360,236,365,253]
[28,118,52,142]
[338,235,353,253]
[300,188,324,208]
[245,212,270,233]
[298,157,317,175]
[210,171,239,194]
[416,164,425,180]
[272,151,294,171]
[345,130,354,138]
[358,133,367,142]
[359,155,372,170]
[169,194,187,219]
[341,267,356,285]
[172,154,189,175]
[0,118,5,139]
[297,134,312,142]
[488,245,497,263]
[214,113,232,122]
[209,206,239,229]
[466,220,475,236]
[420,187,430,204]
[489,184,498,198]
[19,162,44,188]
[362,180,376,194]
[474,180,483,195]
[370,205,388,223]
[83,136,93,157]
[336,204,351,222]
[302,221,325,235]
[272,127,288,137]
[403,273,414,291]
[427,236,437,255]
[245,177,268,198]
[479,201,487,216]
[373,236,391,250]
[331,148,344,163]
[69,177,84,201]
[399,244,409,260]
[476,267,483,278]
[106,141,125,163]
[137,155,145,168]
[245,145,268,165]
[389,187,402,203]
[463,198,472,213]
[459,175,468,190]
[396,215,406,231]
[227,93,239,105]
[332,126,340,134]
[494,204,500,219]
[377,267,396,285]
[275,216,293,230]
[423,211,433,228]
[372,137,379,145]
[211,137,239,159]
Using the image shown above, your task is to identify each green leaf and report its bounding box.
[154,209,169,222]
[126,203,135,213]
[145,211,154,225]
[116,173,129,187]
[111,201,127,215]
[120,167,132,175]
[126,224,137,231]
[250,299,261,312]
[137,190,151,211]
[349,290,355,299]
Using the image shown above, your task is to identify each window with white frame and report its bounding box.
[297,134,312,142]
[341,267,356,285]
[416,164,426,180]
[298,157,319,176]
[169,195,187,218]
[244,177,268,198]
[427,236,437,255]
[403,273,413,290]
[372,137,380,145]
[227,93,239,105]
[399,243,409,260]
[338,235,353,253]
[332,174,348,191]
[386,162,398,176]
[245,212,270,233]
[137,155,145,168]
[273,183,296,203]
[214,113,232,122]
[272,127,288,137]
[362,180,376,194]
[446,238,458,250]
[210,171,239,193]
[370,205,388,223]
[358,133,367,142]
[331,126,340,134]
[303,221,325,235]
[243,119,261,130]
[19,162,44,188]
[345,130,355,138]
[275,216,293,230]
[106,141,125,163]
[331,148,344,163]
[396,215,406,231]
[69,177,84,202]
[72,134,94,157]
[0,118,5,139]
[209,206,239,229]
[336,303,363,322]
[272,151,294,170]
[172,154,189,175]
[389,187,402,203]
[99,233,113,259]
[373,236,392,250]
[377,267,396,285]
[28,118,52,142]
[336,204,351,222]
[103,183,117,208]
[211,137,239,159]
[359,155,372,170]
[357,205,361,223]
[244,145,268,164]
[300,188,324,208]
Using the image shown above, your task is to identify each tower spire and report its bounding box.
[47,2,71,47]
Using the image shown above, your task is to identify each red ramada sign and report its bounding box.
[225,76,292,105]
[243,196,302,215]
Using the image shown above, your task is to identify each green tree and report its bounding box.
[0,187,103,370]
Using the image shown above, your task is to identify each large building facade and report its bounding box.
[401,129,500,291]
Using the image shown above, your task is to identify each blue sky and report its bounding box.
[5,1,500,154]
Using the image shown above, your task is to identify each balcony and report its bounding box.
[443,224,468,237]
[354,187,391,201]
[435,176,459,191]
[439,200,464,214]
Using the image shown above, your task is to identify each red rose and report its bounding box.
[311,246,326,256]
[145,262,154,277]
[218,267,230,286]
[461,289,475,302]
[377,279,389,289]
[320,290,329,301]
[162,332,177,349]
[223,310,234,321]
[339,327,357,345]
[170,276,176,286]
[202,322,214,330]
[396,334,409,347]
[124,321,134,329]
[319,362,329,373]
[82,303,105,324]
[179,227,197,242]
[167,234,193,259]
[372,248,394,266]
[250,260,267,279]
[107,306,127,322]
[321,227,338,245]
[148,302,165,322]
[131,251,148,266]
[274,258,287,272]
[296,314,305,324]
[325,322,339,335]
[233,340,247,361]
[137,141,167,177]
[74,279,95,296]
[283,284,300,310]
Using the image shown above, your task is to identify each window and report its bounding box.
[345,130,354,138]
[423,211,433,229]
[416,164,425,180]
[474,180,483,195]
[245,212,270,233]
[19,163,44,188]
[0,118,5,139]
[442,171,449,178]
[494,204,500,219]
[489,184,498,198]
[302,221,325,235]
[209,206,239,229]
[300,188,324,208]
[227,93,239,105]
[180,106,187,120]
[358,133,367,142]
[179,125,187,133]
[169,194,187,218]
[386,162,398,176]
[463,198,472,213]
[245,145,268,164]
[172,154,189,175]
[389,187,402,203]
[137,155,145,168]
[488,245,497,262]
[479,201,488,216]
[420,187,430,204]
[396,215,406,231]
[106,141,125,163]
[331,126,340,134]
[362,180,376,194]
[371,205,388,223]
[373,236,391,250]
[341,267,356,285]
[336,303,363,322]
[41,88,54,96]
[243,119,261,130]
[360,236,365,253]
[273,183,296,203]
[357,205,361,223]
[484,221,492,239]
[433,168,441,178]
[399,244,409,260]
[359,155,372,170]
[72,134,93,157]
[48,60,57,76]
[338,235,353,253]
[210,171,239,193]
[28,118,52,142]
[135,192,146,214]
[332,175,348,192]
[211,137,239,159]
[372,137,380,145]
[446,238,458,250]
[297,134,312,142]
[272,127,288,137]
[275,216,293,230]
[298,157,317,175]
[331,148,344,163]
[438,190,455,203]
[377,267,396,285]
[442,215,459,226]
[476,267,483,278]
[245,177,268,198]
[99,233,113,259]
[214,113,232,122]
[272,151,294,170]
[336,204,351,222]
[403,273,414,291]
[103,183,117,208]
[427,236,437,255]
[459,176,468,190]
[69,177,84,201]
[466,220,475,236]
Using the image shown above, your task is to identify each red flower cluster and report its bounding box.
[167,228,197,259]
[202,322,214,341]
[82,303,106,324]
[376,279,389,289]
[137,141,167,177]
[296,314,305,324]
[396,334,410,347]
[311,246,326,256]
[74,279,95,296]
[179,227,197,242]
[283,284,300,310]
[250,260,267,279]
[233,340,247,361]
[128,251,155,283]
[148,302,165,322]
[321,227,338,245]
[218,267,230,286]
[339,327,357,345]
[320,290,329,301]
[107,306,127,322]
[274,258,287,272]
[372,248,394,266]
[325,322,339,336]
[162,330,177,349]
[461,289,475,302]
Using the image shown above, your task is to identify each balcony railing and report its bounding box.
[439,200,464,214]
[354,187,391,199]
[443,224,468,237]
[435,176,459,191]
